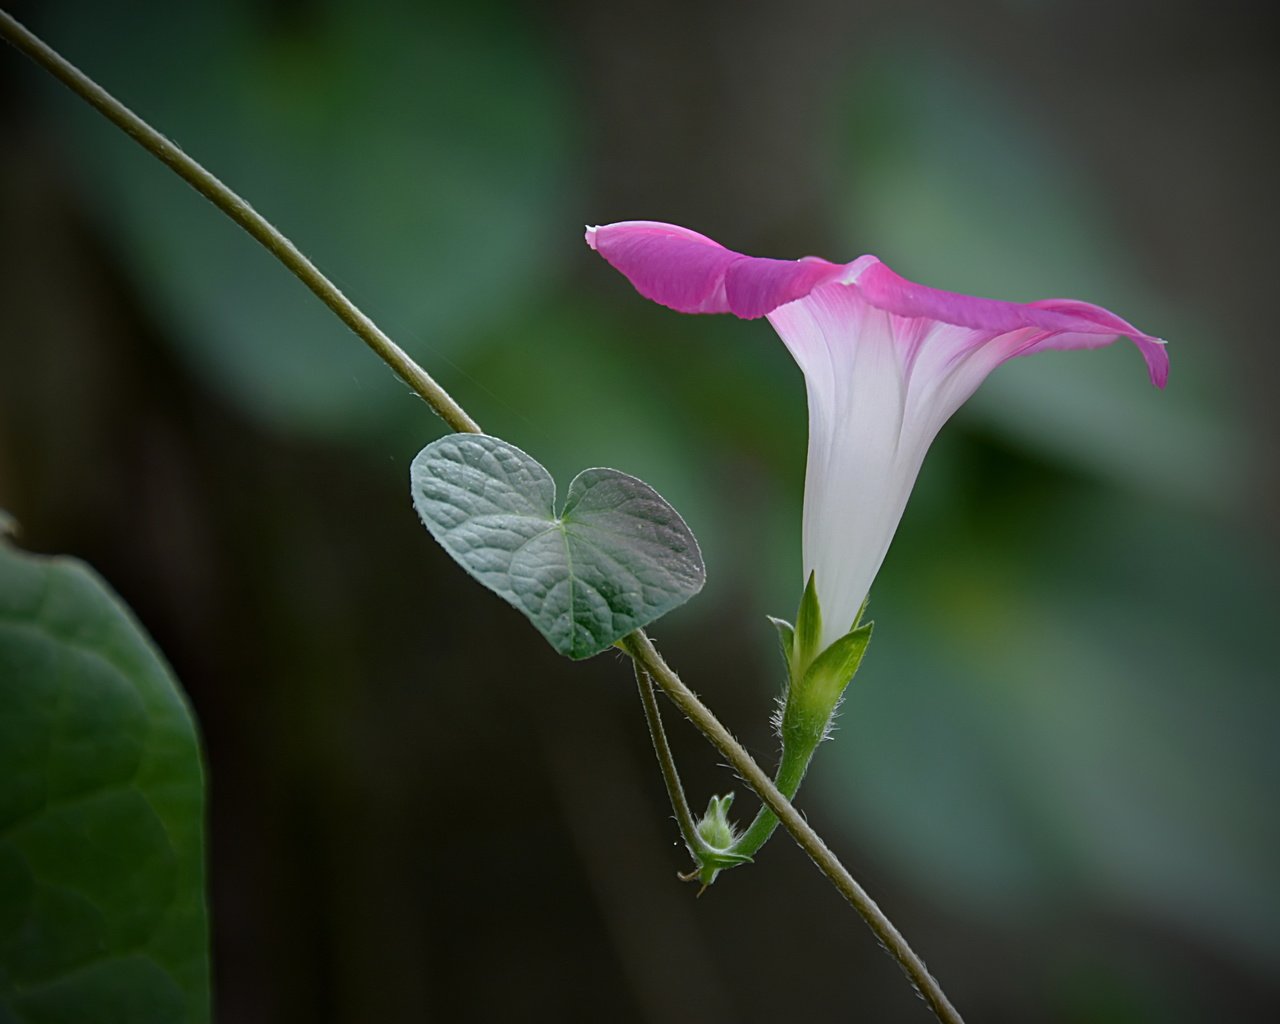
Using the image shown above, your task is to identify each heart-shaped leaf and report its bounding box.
[410,435,705,659]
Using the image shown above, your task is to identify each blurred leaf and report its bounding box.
[818,46,1276,976]
[835,41,1246,511]
[36,0,575,439]
[819,484,1280,976]
[411,434,705,659]
[0,539,209,1023]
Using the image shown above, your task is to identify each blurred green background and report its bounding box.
[1,0,1276,1020]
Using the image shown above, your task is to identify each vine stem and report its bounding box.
[620,633,963,1024]
[632,661,700,856]
[0,8,479,436]
[1,11,963,1022]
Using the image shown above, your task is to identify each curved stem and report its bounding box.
[621,631,964,1024]
[1,15,963,1021]
[729,734,812,858]
[633,661,700,859]
[0,8,480,436]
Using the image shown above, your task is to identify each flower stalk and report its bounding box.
[620,631,962,1024]
[680,575,873,881]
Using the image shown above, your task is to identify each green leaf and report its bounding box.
[0,539,209,1024]
[411,434,705,660]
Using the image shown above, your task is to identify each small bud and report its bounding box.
[695,793,738,851]
[685,794,752,892]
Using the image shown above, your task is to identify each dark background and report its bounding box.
[2,1,1277,1020]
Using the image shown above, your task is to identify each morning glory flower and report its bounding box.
[587,221,1168,651]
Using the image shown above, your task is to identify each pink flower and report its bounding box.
[587,221,1168,650]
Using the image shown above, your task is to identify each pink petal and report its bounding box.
[586,221,1168,387]
[587,221,843,319]
[1024,299,1170,389]
[586,222,738,314]
[857,263,1170,389]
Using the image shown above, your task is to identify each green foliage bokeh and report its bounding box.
[3,0,1276,1020]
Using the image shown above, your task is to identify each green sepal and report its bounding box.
[793,571,823,679]
[767,615,795,671]
[851,594,871,632]
[774,573,874,753]
[699,848,753,868]
[799,621,874,712]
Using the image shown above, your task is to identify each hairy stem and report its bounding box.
[728,732,814,858]
[1,13,963,1021]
